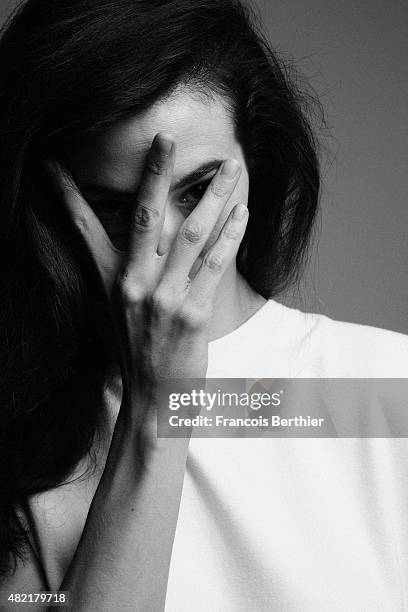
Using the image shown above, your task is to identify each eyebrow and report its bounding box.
[173,159,222,190]
[81,159,223,199]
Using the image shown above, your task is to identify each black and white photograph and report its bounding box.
[0,0,407,610]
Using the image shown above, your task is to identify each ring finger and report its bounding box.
[187,202,248,307]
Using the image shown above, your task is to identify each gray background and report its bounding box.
[1,0,407,334]
[249,0,408,335]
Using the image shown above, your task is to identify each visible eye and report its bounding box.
[178,179,212,210]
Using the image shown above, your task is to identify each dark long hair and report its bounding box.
[0,0,321,576]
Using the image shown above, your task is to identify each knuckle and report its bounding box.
[209,180,228,199]
[179,221,203,245]
[175,304,206,330]
[59,170,78,196]
[223,225,241,241]
[203,251,224,273]
[116,273,144,307]
[132,205,160,231]
[74,213,91,236]
[150,290,175,316]
[146,156,169,176]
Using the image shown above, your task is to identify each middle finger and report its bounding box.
[127,132,175,270]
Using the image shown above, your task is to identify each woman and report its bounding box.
[1,0,407,610]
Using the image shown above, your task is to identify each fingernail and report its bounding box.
[153,134,173,156]
[233,203,247,220]
[221,159,240,178]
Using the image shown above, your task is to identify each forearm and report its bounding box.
[56,396,189,612]
[45,126,237,612]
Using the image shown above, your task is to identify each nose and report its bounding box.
[156,201,185,256]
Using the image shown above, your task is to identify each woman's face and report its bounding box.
[65,88,249,265]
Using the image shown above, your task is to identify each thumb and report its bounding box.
[45,158,122,295]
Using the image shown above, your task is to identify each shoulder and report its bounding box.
[266,300,408,377]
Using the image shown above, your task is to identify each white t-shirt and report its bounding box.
[21,300,408,611]
[164,299,408,611]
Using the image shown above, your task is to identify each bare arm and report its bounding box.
[40,134,246,611]
[58,405,190,612]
